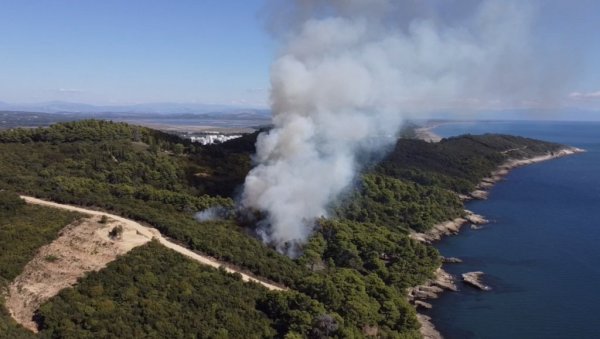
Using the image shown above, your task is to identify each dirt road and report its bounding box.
[20,196,286,292]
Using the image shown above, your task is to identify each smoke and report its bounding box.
[195,206,229,223]
[242,0,556,253]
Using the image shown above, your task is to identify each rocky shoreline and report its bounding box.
[410,146,585,339]
[462,271,491,291]
[463,147,585,202]
[408,269,458,339]
[409,210,489,244]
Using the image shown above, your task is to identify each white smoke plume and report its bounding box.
[242,0,552,253]
[195,206,229,223]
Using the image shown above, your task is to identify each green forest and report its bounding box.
[0,120,564,338]
[36,241,277,338]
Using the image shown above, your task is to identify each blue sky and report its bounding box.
[0,0,599,110]
[0,0,272,106]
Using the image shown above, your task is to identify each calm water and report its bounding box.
[427,121,600,339]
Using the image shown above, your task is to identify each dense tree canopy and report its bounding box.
[37,241,277,339]
[336,174,464,232]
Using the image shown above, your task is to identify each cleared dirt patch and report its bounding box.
[5,215,152,332]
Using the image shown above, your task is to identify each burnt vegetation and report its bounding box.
[0,120,563,337]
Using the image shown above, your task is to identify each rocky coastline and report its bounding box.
[409,210,489,244]
[410,146,585,339]
[462,271,491,291]
[408,269,458,339]
[463,147,585,202]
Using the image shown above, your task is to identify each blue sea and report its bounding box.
[426,121,600,339]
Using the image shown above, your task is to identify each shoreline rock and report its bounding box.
[462,271,491,291]
[441,256,463,264]
[415,300,433,309]
[469,190,489,200]
[408,268,458,302]
[410,210,489,244]
[464,210,488,225]
[410,268,457,339]
[409,217,466,243]
[418,314,443,339]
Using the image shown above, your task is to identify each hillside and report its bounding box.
[0,120,570,338]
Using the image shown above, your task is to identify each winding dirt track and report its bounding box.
[20,196,286,292]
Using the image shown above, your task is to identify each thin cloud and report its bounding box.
[56,88,85,94]
[569,91,600,100]
[245,87,269,94]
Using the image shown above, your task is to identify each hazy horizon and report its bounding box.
[2,100,600,122]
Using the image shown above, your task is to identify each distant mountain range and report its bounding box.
[2,101,597,122]
[0,101,272,130]
[0,101,271,116]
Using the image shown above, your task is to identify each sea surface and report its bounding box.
[427,121,600,339]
